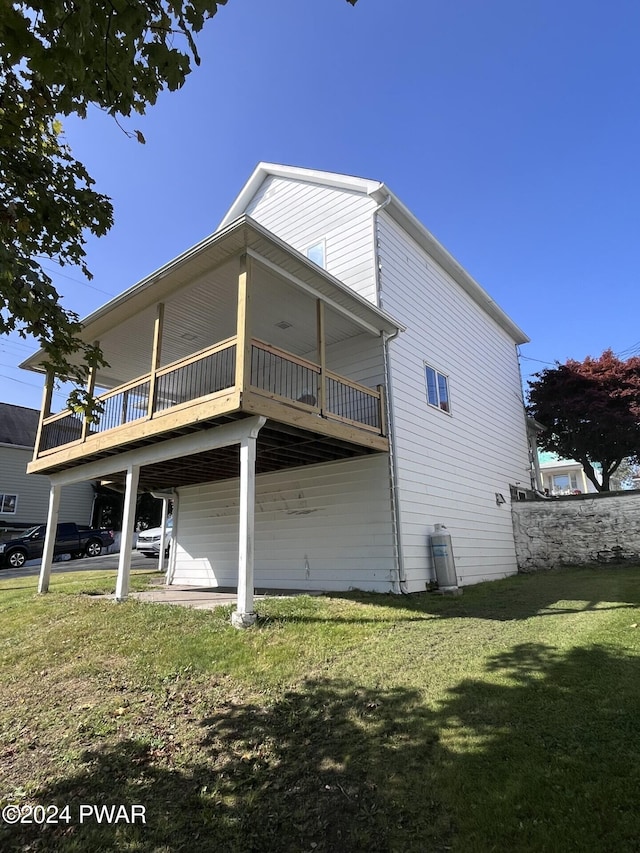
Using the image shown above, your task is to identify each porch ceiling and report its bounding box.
[87,260,373,389]
[21,217,402,388]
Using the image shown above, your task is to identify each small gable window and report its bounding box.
[425,364,451,414]
[305,241,326,269]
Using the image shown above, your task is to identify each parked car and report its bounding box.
[0,522,114,569]
[137,517,173,559]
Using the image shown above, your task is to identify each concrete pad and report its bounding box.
[126,584,323,611]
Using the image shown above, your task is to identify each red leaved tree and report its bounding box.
[527,350,640,492]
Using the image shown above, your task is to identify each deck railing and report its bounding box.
[37,336,384,456]
[251,340,320,409]
[250,340,383,432]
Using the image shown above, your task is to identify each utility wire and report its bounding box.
[36,259,118,299]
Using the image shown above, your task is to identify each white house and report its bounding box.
[538,452,600,495]
[22,164,531,623]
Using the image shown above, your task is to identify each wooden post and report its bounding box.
[33,371,54,460]
[235,254,252,396]
[81,342,99,442]
[121,390,129,426]
[232,433,258,628]
[377,384,387,437]
[38,484,61,594]
[316,300,326,415]
[115,464,140,601]
[147,303,165,418]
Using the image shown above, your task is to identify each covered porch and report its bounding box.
[28,218,401,624]
[26,216,399,478]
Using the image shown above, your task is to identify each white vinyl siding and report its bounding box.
[172,455,395,592]
[324,333,385,389]
[246,176,378,302]
[377,212,530,589]
[0,446,95,528]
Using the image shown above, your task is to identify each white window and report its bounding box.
[425,364,450,413]
[0,494,18,514]
[551,473,579,495]
[305,240,326,269]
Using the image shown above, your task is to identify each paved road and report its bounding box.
[0,550,156,582]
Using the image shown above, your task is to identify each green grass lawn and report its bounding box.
[1,566,639,852]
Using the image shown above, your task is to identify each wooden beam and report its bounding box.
[235,254,252,395]
[27,390,241,474]
[316,300,326,415]
[43,415,266,487]
[147,303,165,419]
[33,371,54,460]
[378,384,388,437]
[81,342,99,442]
[241,391,389,452]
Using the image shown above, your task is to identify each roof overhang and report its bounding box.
[20,216,403,373]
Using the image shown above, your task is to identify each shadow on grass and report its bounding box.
[324,564,640,623]
[3,644,639,852]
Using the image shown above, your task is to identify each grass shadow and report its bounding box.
[327,564,640,622]
[3,642,640,851]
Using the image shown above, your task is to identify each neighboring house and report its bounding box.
[21,163,531,621]
[0,402,95,536]
[538,452,600,495]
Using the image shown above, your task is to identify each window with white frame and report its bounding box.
[0,493,18,514]
[424,364,450,413]
[305,240,326,269]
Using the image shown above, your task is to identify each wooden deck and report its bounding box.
[28,337,388,485]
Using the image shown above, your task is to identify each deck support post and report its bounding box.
[147,303,165,419]
[81,342,99,442]
[38,484,61,594]
[115,463,141,601]
[235,254,252,395]
[157,497,170,573]
[231,418,265,628]
[33,371,54,460]
[316,300,326,415]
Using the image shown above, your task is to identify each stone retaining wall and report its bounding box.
[511,491,640,571]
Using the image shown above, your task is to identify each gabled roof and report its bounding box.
[220,163,529,346]
[0,403,39,448]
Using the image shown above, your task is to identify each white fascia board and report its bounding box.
[371,185,530,346]
[218,162,383,230]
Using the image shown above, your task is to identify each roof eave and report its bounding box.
[20,216,403,372]
[218,162,383,230]
[371,185,530,346]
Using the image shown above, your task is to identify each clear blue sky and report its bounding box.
[4,0,640,411]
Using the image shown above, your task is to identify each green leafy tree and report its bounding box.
[527,349,640,492]
[1,0,357,413]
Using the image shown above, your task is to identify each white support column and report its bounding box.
[165,492,179,586]
[38,484,61,594]
[157,497,169,573]
[115,464,140,602]
[232,433,258,628]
